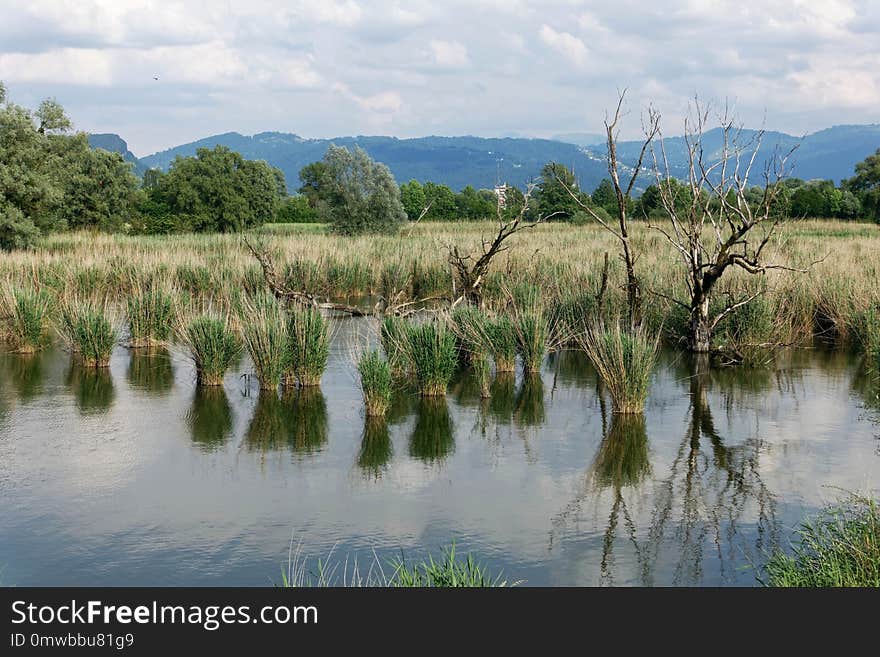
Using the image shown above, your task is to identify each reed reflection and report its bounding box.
[514,373,545,427]
[246,387,328,455]
[409,397,454,463]
[358,416,393,478]
[7,352,46,402]
[66,363,114,415]
[126,348,174,395]
[186,386,233,450]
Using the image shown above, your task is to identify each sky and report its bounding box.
[1,0,878,157]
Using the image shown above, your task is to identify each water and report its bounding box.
[1,318,877,586]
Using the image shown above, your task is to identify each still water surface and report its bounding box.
[1,318,878,586]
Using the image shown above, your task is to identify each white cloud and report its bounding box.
[1,0,877,153]
[429,40,469,68]
[538,24,588,68]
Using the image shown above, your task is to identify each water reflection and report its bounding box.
[488,372,516,423]
[186,386,233,450]
[591,414,651,489]
[66,364,115,415]
[514,374,545,427]
[358,417,393,478]
[127,349,174,395]
[409,397,454,463]
[637,355,779,585]
[7,352,46,402]
[245,388,328,455]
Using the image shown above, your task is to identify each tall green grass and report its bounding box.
[403,320,458,397]
[358,349,393,416]
[181,315,240,386]
[286,307,329,387]
[577,322,659,414]
[127,287,173,347]
[57,299,119,367]
[380,315,410,376]
[281,543,514,587]
[240,294,289,390]
[764,495,880,587]
[5,287,51,353]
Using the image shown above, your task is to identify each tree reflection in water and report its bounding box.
[7,352,46,402]
[552,354,780,585]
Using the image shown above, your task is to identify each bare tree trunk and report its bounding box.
[688,295,711,353]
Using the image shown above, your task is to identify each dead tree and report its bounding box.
[446,185,560,307]
[557,89,661,329]
[647,99,804,352]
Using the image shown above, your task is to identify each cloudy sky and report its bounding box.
[1,0,878,156]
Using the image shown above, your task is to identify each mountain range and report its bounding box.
[88,124,880,194]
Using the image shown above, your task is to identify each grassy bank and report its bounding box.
[764,495,880,587]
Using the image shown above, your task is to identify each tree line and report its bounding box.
[2,83,879,249]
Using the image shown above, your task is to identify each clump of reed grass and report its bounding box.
[764,494,880,587]
[127,287,173,347]
[5,287,51,352]
[181,314,240,386]
[358,349,393,417]
[715,292,779,367]
[514,305,551,374]
[450,306,492,397]
[487,316,518,372]
[281,542,515,587]
[57,299,119,367]
[380,315,410,376]
[577,322,659,414]
[285,306,330,387]
[240,294,289,390]
[403,320,458,397]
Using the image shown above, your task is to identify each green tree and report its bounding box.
[534,162,583,219]
[844,149,880,221]
[0,83,67,249]
[51,134,141,231]
[274,195,317,223]
[591,179,617,215]
[160,145,284,232]
[423,182,457,220]
[455,185,496,220]
[298,161,328,207]
[310,145,406,235]
[400,179,427,220]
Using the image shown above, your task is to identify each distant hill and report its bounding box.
[612,124,880,185]
[87,133,146,176]
[139,132,610,192]
[92,123,878,194]
[552,132,606,148]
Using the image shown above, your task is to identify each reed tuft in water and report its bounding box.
[577,321,659,414]
[380,315,411,376]
[404,320,458,397]
[286,306,330,387]
[181,314,241,386]
[358,349,393,416]
[240,294,289,390]
[127,287,173,347]
[57,299,119,367]
[5,287,51,353]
